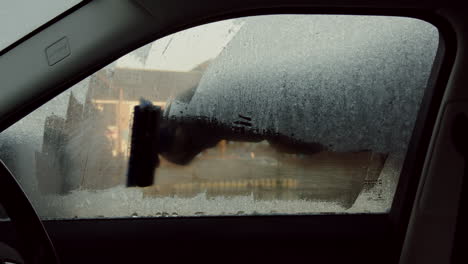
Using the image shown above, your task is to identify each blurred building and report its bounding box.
[35,67,203,194]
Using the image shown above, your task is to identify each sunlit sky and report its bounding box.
[116,20,243,71]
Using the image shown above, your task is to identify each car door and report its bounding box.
[0,1,464,263]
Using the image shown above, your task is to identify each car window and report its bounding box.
[0,15,439,219]
[0,0,83,51]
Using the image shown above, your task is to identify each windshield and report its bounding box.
[0,0,82,52]
[0,15,439,219]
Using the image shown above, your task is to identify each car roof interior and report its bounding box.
[0,0,466,263]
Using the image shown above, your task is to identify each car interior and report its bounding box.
[0,0,467,263]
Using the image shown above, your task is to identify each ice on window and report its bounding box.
[0,15,439,219]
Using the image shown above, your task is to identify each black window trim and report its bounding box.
[0,4,457,263]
